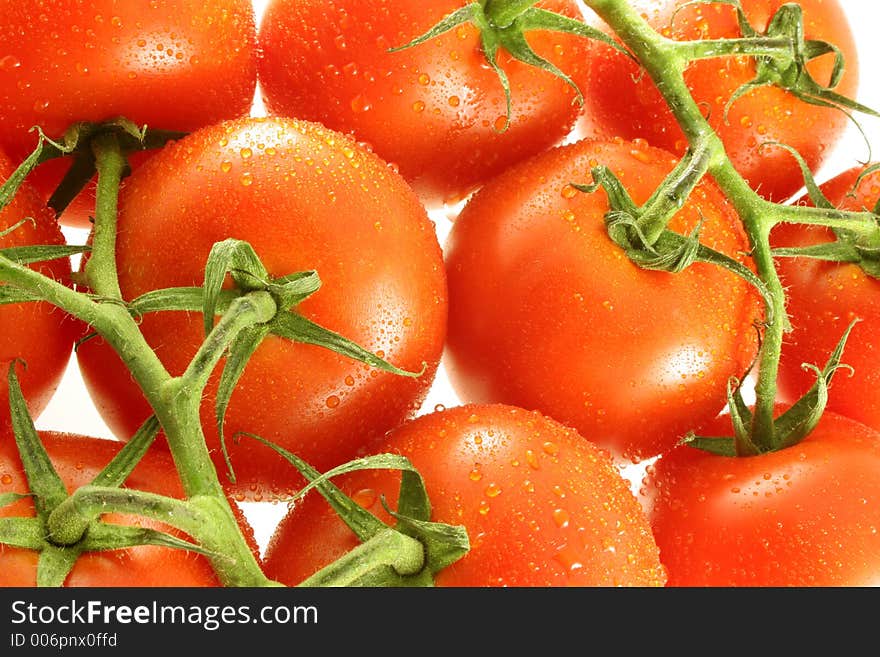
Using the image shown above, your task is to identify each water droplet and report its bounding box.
[434,403,446,413]
[561,184,578,199]
[0,55,21,71]
[411,100,425,113]
[417,73,430,86]
[485,483,501,498]
[469,466,482,481]
[526,449,540,470]
[542,441,559,456]
[239,172,253,187]
[344,375,355,386]
[448,95,460,107]
[33,99,50,112]
[493,115,508,131]
[352,488,377,509]
[240,147,253,160]
[350,94,372,113]
[325,395,340,408]
[0,474,12,485]
[552,508,570,528]
[478,500,490,515]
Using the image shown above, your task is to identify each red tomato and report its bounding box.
[257,0,590,208]
[644,409,880,586]
[0,431,237,587]
[0,151,77,424]
[76,117,448,500]
[444,138,760,464]
[774,165,880,431]
[579,0,859,202]
[0,0,257,227]
[263,404,667,587]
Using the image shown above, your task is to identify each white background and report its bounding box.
[34,0,880,551]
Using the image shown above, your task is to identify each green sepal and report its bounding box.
[215,325,271,484]
[202,239,269,336]
[726,377,760,456]
[36,545,79,588]
[90,415,160,488]
[7,364,68,520]
[81,524,218,560]
[0,244,90,265]
[772,319,858,450]
[0,492,30,509]
[128,286,239,316]
[766,142,833,209]
[0,129,71,214]
[237,432,393,542]
[0,516,45,550]
[679,433,738,457]
[270,311,426,378]
[388,4,480,53]
[267,270,322,311]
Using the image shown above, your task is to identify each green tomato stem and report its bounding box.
[481,0,541,28]
[83,133,125,300]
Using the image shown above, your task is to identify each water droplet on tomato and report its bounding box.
[240,147,252,160]
[411,100,425,113]
[493,115,508,131]
[417,73,430,86]
[542,441,559,456]
[351,488,377,509]
[478,500,490,515]
[0,55,21,71]
[468,466,482,481]
[350,94,371,113]
[552,508,570,528]
[32,99,50,112]
[239,172,253,186]
[0,474,12,485]
[485,483,501,498]
[325,395,340,408]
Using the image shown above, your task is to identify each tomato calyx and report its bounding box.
[243,432,469,587]
[0,366,213,586]
[693,0,880,127]
[684,319,858,456]
[574,159,774,316]
[388,0,628,131]
[769,147,880,278]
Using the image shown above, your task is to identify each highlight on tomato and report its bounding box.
[257,0,592,208]
[263,403,667,587]
[0,150,77,424]
[443,137,761,464]
[643,408,880,586]
[774,164,880,432]
[579,0,860,202]
[0,0,258,227]
[0,430,238,587]
[75,116,448,500]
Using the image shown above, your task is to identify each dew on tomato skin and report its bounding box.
[468,466,482,482]
[0,474,12,485]
[485,483,501,498]
[0,55,21,71]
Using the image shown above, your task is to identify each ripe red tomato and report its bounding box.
[263,404,667,587]
[444,138,760,464]
[0,431,233,587]
[774,165,880,431]
[644,409,880,586]
[76,116,448,500]
[579,0,859,202]
[0,151,77,424]
[257,0,590,208]
[0,0,258,227]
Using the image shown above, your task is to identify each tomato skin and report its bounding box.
[444,138,759,464]
[579,0,858,202]
[644,410,880,586]
[774,166,880,431]
[0,151,77,424]
[257,0,590,208]
[263,404,666,587]
[0,0,257,226]
[0,431,236,587]
[76,117,448,499]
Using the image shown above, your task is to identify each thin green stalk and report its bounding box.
[680,36,793,60]
[83,133,125,300]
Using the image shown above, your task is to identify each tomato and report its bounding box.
[0,151,77,425]
[774,165,880,431]
[76,116,448,499]
[444,137,760,464]
[257,0,590,208]
[644,409,880,586]
[0,430,239,586]
[263,404,666,587]
[579,0,859,202]
[0,0,257,227]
